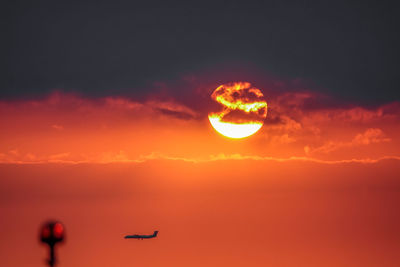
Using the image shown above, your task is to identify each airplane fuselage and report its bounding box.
[124,231,158,239]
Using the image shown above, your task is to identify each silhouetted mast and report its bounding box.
[40,221,65,267]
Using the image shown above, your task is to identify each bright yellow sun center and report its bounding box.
[208,82,267,139]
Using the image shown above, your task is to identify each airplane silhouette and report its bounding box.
[124,231,158,239]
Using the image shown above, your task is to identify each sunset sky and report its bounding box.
[1,1,400,267]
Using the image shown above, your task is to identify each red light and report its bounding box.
[53,223,64,239]
[42,227,51,239]
[40,221,65,244]
[39,220,65,267]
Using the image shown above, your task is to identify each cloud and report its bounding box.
[1,88,400,165]
[9,149,19,156]
[269,134,297,144]
[265,115,302,132]
[149,100,199,120]
[265,90,399,128]
[306,128,391,154]
[25,153,36,161]
[1,150,399,165]
[51,124,64,131]
[352,128,391,145]
[49,152,70,160]
[203,153,400,165]
[0,92,198,125]
[103,97,143,110]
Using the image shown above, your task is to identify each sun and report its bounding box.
[208,82,267,139]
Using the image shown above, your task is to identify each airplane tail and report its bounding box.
[153,231,159,237]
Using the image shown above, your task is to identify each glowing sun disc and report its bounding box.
[208,116,263,138]
[208,82,267,139]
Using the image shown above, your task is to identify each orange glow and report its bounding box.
[0,91,399,163]
[208,82,267,138]
[1,90,400,266]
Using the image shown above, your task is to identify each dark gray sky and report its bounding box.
[1,0,399,103]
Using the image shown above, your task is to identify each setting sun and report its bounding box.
[208,82,267,139]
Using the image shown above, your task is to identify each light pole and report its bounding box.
[40,221,65,267]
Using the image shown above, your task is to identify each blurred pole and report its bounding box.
[40,221,65,267]
[48,244,55,267]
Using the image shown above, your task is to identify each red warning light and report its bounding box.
[40,221,65,245]
[39,220,65,267]
[53,223,64,239]
[41,226,51,239]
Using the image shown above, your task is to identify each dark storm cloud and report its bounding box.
[1,0,399,103]
[155,108,197,120]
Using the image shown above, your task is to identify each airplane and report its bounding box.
[124,231,158,239]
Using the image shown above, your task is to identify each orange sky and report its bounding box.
[1,89,400,266]
[1,90,399,163]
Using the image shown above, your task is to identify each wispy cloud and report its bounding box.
[51,124,64,131]
[1,151,399,165]
[306,128,391,154]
